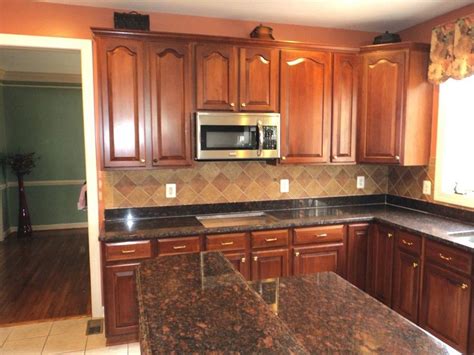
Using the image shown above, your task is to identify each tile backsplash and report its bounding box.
[102,162,389,209]
[388,158,435,202]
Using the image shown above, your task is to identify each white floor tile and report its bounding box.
[0,336,46,354]
[7,323,52,341]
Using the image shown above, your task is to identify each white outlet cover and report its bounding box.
[357,176,365,189]
[423,180,432,195]
[166,183,176,198]
[280,179,289,193]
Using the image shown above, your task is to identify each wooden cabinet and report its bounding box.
[358,43,433,165]
[251,248,289,280]
[280,50,332,164]
[420,262,471,352]
[392,232,422,323]
[369,224,395,306]
[293,243,345,276]
[346,223,369,291]
[157,236,201,256]
[148,42,192,166]
[96,37,146,168]
[331,53,358,163]
[225,252,250,280]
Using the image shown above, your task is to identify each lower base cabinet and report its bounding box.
[346,224,369,290]
[251,248,289,280]
[293,243,345,276]
[224,252,250,280]
[420,262,471,352]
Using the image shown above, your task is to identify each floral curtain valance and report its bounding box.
[428,15,474,84]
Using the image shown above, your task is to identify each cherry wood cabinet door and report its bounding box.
[251,249,289,281]
[332,53,358,163]
[358,50,406,164]
[104,263,139,338]
[98,37,146,168]
[346,223,369,291]
[420,263,471,352]
[148,43,192,166]
[392,248,421,324]
[280,50,332,164]
[239,47,279,112]
[369,224,395,306]
[225,252,250,280]
[293,243,345,277]
[196,44,238,111]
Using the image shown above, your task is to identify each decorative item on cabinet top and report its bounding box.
[114,11,150,31]
[250,24,275,40]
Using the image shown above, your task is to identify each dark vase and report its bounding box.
[17,174,32,238]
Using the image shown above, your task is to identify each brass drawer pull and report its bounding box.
[173,245,187,250]
[221,241,234,246]
[402,240,414,246]
[265,238,278,242]
[121,249,136,254]
[316,233,328,238]
[387,233,393,238]
[241,257,246,263]
[295,251,300,257]
[461,283,469,290]
[439,253,453,261]
[253,256,258,261]
[412,262,418,268]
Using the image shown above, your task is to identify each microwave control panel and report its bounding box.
[262,126,278,150]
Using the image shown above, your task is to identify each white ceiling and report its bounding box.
[0,47,81,74]
[39,0,473,32]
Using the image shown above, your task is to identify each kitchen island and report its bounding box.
[136,252,455,354]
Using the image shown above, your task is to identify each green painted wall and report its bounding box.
[0,84,8,234]
[2,82,87,228]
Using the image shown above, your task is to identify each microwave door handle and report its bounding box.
[257,120,263,156]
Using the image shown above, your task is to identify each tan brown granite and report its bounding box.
[136,252,454,354]
[101,163,389,208]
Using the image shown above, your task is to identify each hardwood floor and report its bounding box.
[0,229,91,325]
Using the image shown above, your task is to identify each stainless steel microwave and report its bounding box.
[195,112,280,160]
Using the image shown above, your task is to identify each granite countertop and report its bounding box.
[136,252,455,354]
[101,204,474,252]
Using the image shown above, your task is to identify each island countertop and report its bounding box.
[136,252,455,354]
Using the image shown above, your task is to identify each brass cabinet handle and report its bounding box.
[412,262,418,268]
[333,155,338,160]
[121,249,136,254]
[140,159,145,163]
[402,239,414,246]
[173,245,187,250]
[221,241,234,246]
[439,253,453,262]
[316,233,328,238]
[387,233,393,238]
[241,257,246,263]
[461,283,469,290]
[395,155,400,161]
[153,158,158,163]
[265,238,278,242]
[253,256,258,261]
[230,102,235,107]
[241,103,246,107]
[281,156,286,160]
[295,251,300,257]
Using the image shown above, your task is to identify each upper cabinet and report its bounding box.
[96,37,146,168]
[280,50,332,164]
[196,44,279,112]
[358,43,433,166]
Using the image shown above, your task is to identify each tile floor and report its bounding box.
[0,317,140,354]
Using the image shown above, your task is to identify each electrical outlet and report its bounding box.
[357,176,365,189]
[280,179,289,193]
[423,180,432,195]
[166,183,176,198]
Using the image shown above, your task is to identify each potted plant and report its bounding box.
[3,153,39,238]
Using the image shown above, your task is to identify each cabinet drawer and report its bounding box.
[157,236,201,256]
[105,241,152,262]
[293,225,344,245]
[206,233,247,251]
[251,230,289,249]
[397,231,422,256]
[426,240,472,275]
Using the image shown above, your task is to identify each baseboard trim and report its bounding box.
[3,222,88,238]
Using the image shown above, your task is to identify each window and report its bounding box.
[435,75,474,208]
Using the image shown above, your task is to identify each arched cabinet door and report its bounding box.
[239,47,279,112]
[97,37,146,168]
[148,43,192,166]
[196,44,238,111]
[280,50,332,164]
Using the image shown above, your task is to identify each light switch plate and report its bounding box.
[280,179,289,193]
[357,176,365,189]
[166,183,176,198]
[423,180,432,195]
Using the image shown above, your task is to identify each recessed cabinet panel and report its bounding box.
[346,224,369,291]
[293,244,345,277]
[280,50,332,164]
[251,249,289,281]
[149,43,192,166]
[196,45,238,111]
[98,38,146,167]
[225,252,250,280]
[370,224,395,306]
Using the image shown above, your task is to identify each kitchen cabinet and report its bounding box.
[251,248,289,280]
[205,233,250,279]
[157,236,201,255]
[293,243,345,276]
[96,37,146,168]
[331,53,358,163]
[346,223,369,291]
[358,42,433,165]
[148,42,193,166]
[225,252,250,280]
[369,224,395,306]
[280,50,332,164]
[392,231,422,323]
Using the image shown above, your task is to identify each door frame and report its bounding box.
[0,33,102,318]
